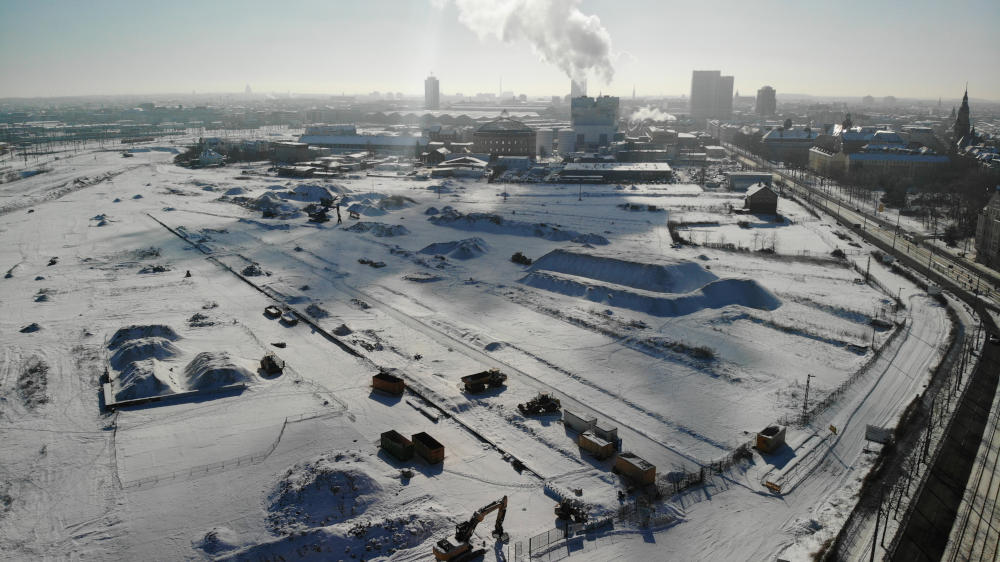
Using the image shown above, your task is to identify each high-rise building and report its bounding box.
[690,70,733,120]
[571,78,587,98]
[424,75,440,110]
[756,86,776,116]
[570,95,619,149]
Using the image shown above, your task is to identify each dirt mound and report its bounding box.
[267,452,382,532]
[424,206,441,215]
[428,209,609,244]
[403,272,442,283]
[241,263,265,276]
[109,337,182,370]
[17,356,49,409]
[188,313,215,327]
[305,303,329,319]
[183,352,254,390]
[344,222,409,237]
[419,237,490,260]
[333,324,353,336]
[530,250,717,294]
[19,323,41,333]
[138,264,171,274]
[109,324,179,348]
[224,186,247,196]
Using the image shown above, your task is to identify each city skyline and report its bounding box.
[1,0,999,101]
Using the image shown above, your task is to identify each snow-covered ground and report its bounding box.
[0,146,954,561]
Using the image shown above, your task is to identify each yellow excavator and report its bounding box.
[433,496,509,561]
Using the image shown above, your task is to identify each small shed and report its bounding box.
[578,431,615,460]
[592,421,618,446]
[563,409,597,433]
[744,183,779,214]
[412,432,445,464]
[755,425,787,453]
[260,353,285,375]
[614,452,656,485]
[372,372,405,395]
[380,430,414,461]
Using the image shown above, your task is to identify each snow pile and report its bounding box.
[344,221,410,237]
[279,184,341,203]
[137,264,171,274]
[345,200,387,217]
[223,187,247,196]
[248,192,300,217]
[428,209,609,245]
[267,452,382,532]
[108,324,179,349]
[194,526,241,556]
[418,237,490,260]
[424,206,440,215]
[109,337,181,370]
[183,351,254,390]
[521,250,780,317]
[403,272,443,283]
[521,271,781,316]
[378,195,416,210]
[530,250,719,293]
[115,360,174,401]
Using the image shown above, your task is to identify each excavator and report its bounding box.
[433,496,509,561]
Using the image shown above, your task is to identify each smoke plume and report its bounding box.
[440,0,614,84]
[629,107,676,123]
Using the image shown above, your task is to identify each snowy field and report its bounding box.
[0,146,953,561]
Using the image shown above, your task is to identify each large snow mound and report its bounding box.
[419,237,490,260]
[249,193,300,217]
[520,272,781,317]
[108,324,179,348]
[428,209,610,245]
[267,452,382,531]
[109,337,182,370]
[344,221,409,237]
[183,351,254,390]
[279,184,342,203]
[378,195,416,210]
[530,249,718,294]
[114,359,175,402]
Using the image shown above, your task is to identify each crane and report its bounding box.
[433,496,509,561]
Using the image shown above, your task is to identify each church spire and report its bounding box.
[954,86,971,143]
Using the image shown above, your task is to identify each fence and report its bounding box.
[119,409,339,489]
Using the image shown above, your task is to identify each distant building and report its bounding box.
[744,183,779,214]
[472,111,536,157]
[976,188,1000,270]
[425,75,440,110]
[570,95,619,149]
[761,126,820,164]
[690,70,734,121]
[809,127,949,179]
[756,86,776,116]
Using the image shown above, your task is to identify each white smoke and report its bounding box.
[629,106,676,123]
[438,0,615,84]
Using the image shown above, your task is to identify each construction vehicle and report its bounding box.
[461,368,507,394]
[433,496,509,561]
[518,393,561,416]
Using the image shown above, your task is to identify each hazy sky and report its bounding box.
[1,0,998,101]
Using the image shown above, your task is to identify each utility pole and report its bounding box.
[869,488,885,562]
[865,255,871,283]
[802,374,815,419]
[892,210,901,250]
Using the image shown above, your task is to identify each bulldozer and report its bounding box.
[517,393,561,416]
[433,496,509,561]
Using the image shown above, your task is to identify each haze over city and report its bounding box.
[2,0,999,101]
